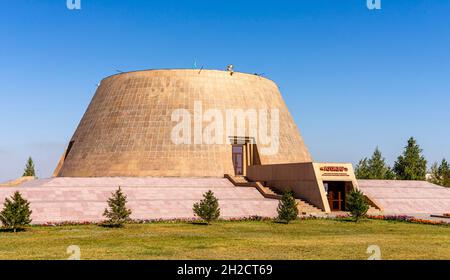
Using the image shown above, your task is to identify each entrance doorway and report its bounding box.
[324,181,346,211]
[232,145,244,176]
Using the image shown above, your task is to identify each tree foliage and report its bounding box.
[428,159,450,187]
[393,137,427,180]
[193,190,220,224]
[22,157,36,177]
[0,191,32,232]
[276,190,298,224]
[345,189,369,222]
[355,147,395,179]
[103,187,132,227]
[355,158,371,179]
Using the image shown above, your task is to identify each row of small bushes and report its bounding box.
[103,188,301,227]
[0,187,378,232]
[69,213,450,226]
[38,216,273,227]
[366,215,448,226]
[20,213,450,228]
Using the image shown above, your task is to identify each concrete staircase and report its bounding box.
[262,184,323,214]
[296,199,323,214]
[251,182,281,199]
[225,174,324,214]
[367,206,383,215]
[224,174,251,187]
[257,183,280,197]
[363,194,383,212]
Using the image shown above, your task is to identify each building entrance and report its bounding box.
[324,181,347,211]
[232,145,244,176]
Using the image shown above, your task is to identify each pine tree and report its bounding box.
[355,147,395,179]
[355,158,371,179]
[193,190,220,224]
[276,190,298,224]
[367,147,396,179]
[102,187,132,227]
[0,191,32,232]
[346,189,369,222]
[440,159,450,187]
[429,162,441,185]
[384,167,396,180]
[22,157,36,177]
[429,159,450,187]
[393,137,427,180]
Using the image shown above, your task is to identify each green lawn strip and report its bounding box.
[0,220,448,260]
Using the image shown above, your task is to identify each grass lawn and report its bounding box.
[0,219,449,260]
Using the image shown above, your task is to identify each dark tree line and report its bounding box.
[355,137,449,187]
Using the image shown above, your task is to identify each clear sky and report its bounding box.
[1,0,449,181]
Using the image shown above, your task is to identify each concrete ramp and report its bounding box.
[0,177,279,224]
[358,180,450,215]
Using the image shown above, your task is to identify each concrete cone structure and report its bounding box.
[54,69,312,177]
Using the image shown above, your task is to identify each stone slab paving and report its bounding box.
[3,177,448,224]
[358,180,450,215]
[0,177,279,224]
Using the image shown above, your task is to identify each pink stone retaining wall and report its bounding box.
[0,177,279,224]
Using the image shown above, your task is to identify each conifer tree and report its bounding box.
[346,189,369,222]
[367,147,396,179]
[355,158,371,179]
[103,187,132,227]
[355,147,395,179]
[0,191,32,232]
[276,190,298,224]
[429,162,440,185]
[439,159,450,187]
[429,159,450,187]
[193,190,220,224]
[22,157,36,177]
[393,137,427,180]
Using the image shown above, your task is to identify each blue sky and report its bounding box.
[0,0,449,181]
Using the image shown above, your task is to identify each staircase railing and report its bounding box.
[364,195,383,211]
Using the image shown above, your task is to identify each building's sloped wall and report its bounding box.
[247,162,362,212]
[247,162,329,211]
[56,69,312,177]
[358,179,450,214]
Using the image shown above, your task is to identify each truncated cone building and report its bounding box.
[2,69,447,224]
[53,69,370,214]
[54,69,311,177]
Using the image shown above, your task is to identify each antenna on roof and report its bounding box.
[115,69,124,73]
[198,66,204,74]
[193,59,198,69]
[226,64,234,76]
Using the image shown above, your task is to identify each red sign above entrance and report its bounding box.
[320,166,349,172]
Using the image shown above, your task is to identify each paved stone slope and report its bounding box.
[358,180,450,215]
[0,177,279,224]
